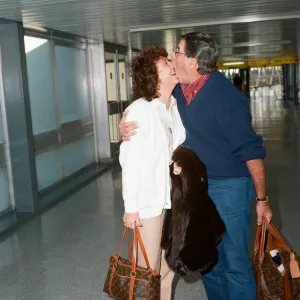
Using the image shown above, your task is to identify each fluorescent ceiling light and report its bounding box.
[243,52,282,56]
[129,12,300,32]
[24,24,47,32]
[218,40,291,48]
[222,62,245,66]
[221,52,283,60]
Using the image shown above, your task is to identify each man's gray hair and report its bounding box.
[181,32,218,75]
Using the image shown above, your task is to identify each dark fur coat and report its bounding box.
[161,145,226,276]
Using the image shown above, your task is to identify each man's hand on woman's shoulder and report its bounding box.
[119,109,139,141]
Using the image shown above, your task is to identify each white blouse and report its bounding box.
[119,97,186,219]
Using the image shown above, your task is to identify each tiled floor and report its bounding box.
[1,93,300,300]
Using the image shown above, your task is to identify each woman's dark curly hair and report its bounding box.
[130,46,168,101]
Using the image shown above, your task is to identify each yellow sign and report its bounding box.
[218,56,299,69]
[269,56,298,66]
[248,60,269,68]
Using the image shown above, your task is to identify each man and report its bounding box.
[120,32,272,300]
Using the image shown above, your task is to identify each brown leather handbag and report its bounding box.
[103,226,161,300]
[253,218,300,300]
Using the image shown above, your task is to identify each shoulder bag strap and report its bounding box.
[129,227,152,300]
[115,226,129,264]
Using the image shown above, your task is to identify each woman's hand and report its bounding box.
[123,212,142,229]
[173,162,182,175]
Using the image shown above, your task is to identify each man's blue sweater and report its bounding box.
[173,71,266,179]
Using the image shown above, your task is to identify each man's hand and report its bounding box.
[256,201,272,225]
[119,110,138,141]
[173,162,182,175]
[246,159,272,225]
[123,212,142,229]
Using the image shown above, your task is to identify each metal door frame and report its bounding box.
[0,47,15,211]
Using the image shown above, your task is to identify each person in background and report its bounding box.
[120,46,185,299]
[233,73,244,92]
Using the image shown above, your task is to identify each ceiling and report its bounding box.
[130,19,300,61]
[1,0,300,61]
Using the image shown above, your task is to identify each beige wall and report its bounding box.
[105,61,127,102]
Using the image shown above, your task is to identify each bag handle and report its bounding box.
[127,230,133,261]
[254,222,267,300]
[129,227,151,300]
[264,220,292,253]
[258,220,267,265]
[131,226,151,272]
[254,223,262,256]
[115,226,151,270]
[116,227,129,261]
[258,217,293,265]
[115,227,134,267]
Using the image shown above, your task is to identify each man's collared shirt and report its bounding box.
[181,74,211,105]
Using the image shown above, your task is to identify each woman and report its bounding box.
[119,46,185,299]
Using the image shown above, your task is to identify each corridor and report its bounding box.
[0,94,300,300]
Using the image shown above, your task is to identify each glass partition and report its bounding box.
[25,36,96,192]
